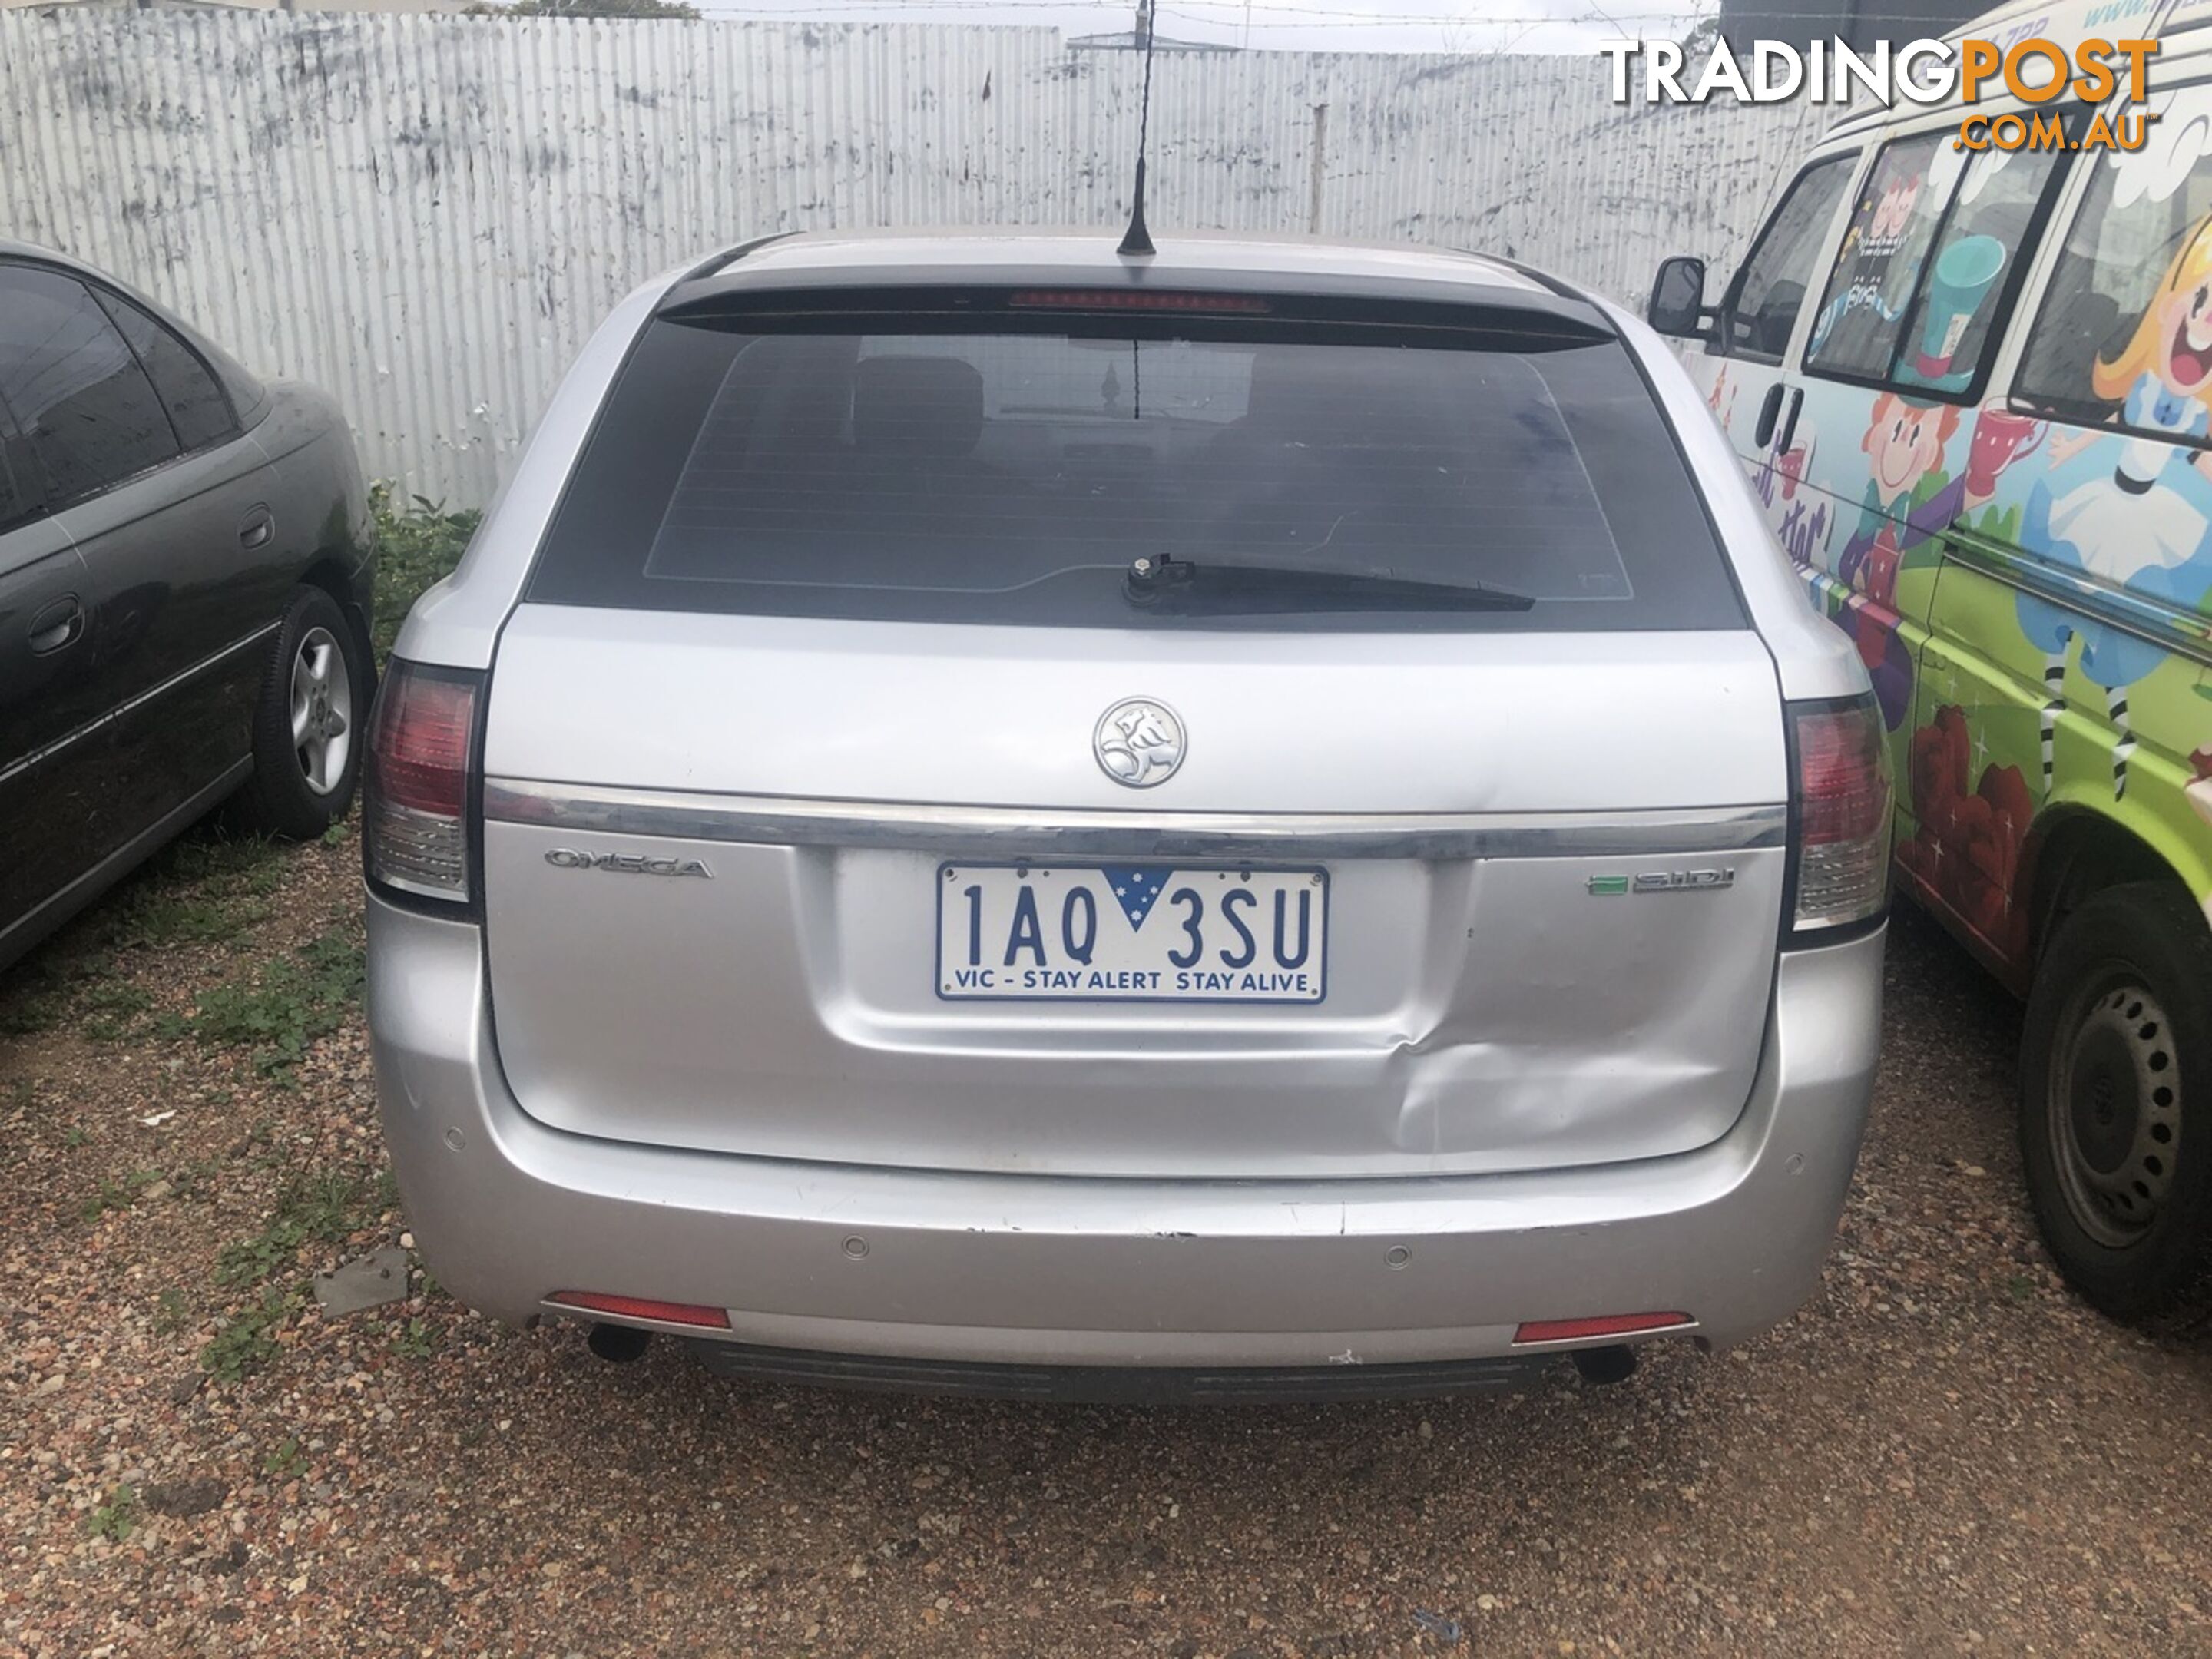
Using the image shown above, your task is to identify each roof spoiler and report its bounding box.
[680,230,800,285]
[651,280,1619,345]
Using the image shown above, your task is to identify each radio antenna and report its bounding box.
[1116,0,1159,257]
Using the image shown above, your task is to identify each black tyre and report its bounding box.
[2020,880,2212,1328]
[231,586,369,839]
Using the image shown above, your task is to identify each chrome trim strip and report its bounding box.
[483,778,1788,859]
[0,621,279,788]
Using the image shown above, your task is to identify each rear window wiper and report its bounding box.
[1121,555,1535,615]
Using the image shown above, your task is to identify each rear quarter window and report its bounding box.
[96,290,237,452]
[528,296,1745,633]
[0,411,32,529]
[0,264,181,504]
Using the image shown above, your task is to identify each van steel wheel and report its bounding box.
[2021,882,2212,1328]
[2046,978,2177,1246]
[233,586,370,839]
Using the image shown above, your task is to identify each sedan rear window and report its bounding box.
[529,303,1741,631]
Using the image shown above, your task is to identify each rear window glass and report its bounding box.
[529,306,1742,632]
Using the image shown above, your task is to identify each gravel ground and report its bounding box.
[4,834,2210,1659]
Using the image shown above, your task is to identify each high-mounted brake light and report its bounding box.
[1787,694,1892,939]
[1008,290,1271,313]
[365,661,481,903]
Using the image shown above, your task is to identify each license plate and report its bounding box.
[936,863,1329,1002]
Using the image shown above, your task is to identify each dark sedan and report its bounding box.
[0,240,375,970]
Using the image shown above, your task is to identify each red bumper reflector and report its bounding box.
[1512,1312,1692,1346]
[548,1292,731,1330]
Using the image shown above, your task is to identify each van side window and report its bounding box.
[1889,144,2068,396]
[1807,134,2066,398]
[2016,83,2212,443]
[1806,134,1955,381]
[1717,154,1855,363]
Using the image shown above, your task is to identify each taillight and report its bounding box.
[1786,694,1892,939]
[365,660,482,904]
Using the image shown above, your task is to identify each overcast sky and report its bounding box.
[688,0,1710,56]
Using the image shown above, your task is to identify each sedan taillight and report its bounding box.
[1787,694,1892,939]
[365,660,482,904]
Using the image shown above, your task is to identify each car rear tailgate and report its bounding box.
[478,607,1789,1179]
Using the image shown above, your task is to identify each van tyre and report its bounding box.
[2021,882,2212,1330]
[233,586,368,839]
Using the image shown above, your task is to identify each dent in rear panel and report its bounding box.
[484,816,1783,1180]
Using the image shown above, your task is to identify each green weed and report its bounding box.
[175,833,283,881]
[200,1285,300,1382]
[80,981,154,1043]
[154,1286,194,1335]
[87,1485,137,1542]
[262,1436,304,1479]
[99,831,289,955]
[127,892,270,949]
[162,930,364,1075]
[216,1168,372,1288]
[0,952,106,1034]
[0,988,61,1037]
[370,487,479,659]
[81,1167,164,1224]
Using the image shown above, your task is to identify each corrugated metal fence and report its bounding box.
[0,12,1830,502]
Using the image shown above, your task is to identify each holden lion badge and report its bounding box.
[1094,697,1185,788]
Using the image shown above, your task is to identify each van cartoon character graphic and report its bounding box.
[2021,216,2212,798]
[1825,396,2028,731]
[1705,363,1735,430]
[1839,396,1966,608]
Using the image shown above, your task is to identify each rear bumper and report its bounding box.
[684,1339,1548,1402]
[369,892,1882,1368]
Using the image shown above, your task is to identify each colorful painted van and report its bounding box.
[1652,0,2212,1324]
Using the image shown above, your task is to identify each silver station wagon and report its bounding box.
[366,230,1889,1400]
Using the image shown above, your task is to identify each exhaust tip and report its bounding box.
[1570,1344,1638,1386]
[588,1322,653,1364]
